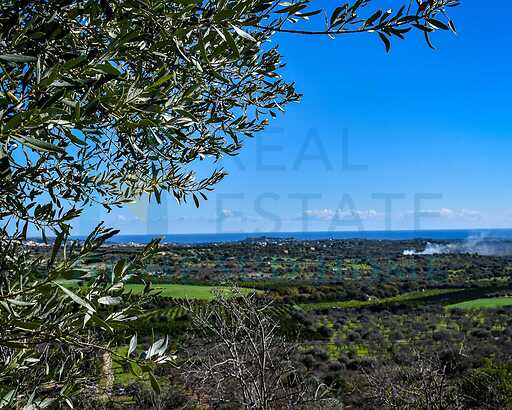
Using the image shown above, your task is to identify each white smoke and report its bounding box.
[403,243,453,256]
[403,234,512,256]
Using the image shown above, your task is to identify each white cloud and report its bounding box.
[403,208,482,220]
[303,208,336,220]
[458,209,482,220]
[304,208,380,221]
[220,209,236,218]
[114,213,141,223]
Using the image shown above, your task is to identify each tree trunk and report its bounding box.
[98,351,114,402]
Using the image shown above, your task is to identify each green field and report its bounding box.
[56,281,258,300]
[125,283,256,300]
[299,288,466,311]
[447,297,512,310]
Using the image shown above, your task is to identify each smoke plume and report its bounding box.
[403,235,512,256]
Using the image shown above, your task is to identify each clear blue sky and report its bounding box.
[78,1,512,235]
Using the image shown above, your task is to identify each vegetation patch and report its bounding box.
[126,284,257,300]
[447,297,512,310]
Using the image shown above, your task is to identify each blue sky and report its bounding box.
[78,1,512,235]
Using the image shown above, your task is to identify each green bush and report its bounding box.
[460,362,512,409]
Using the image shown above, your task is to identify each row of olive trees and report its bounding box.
[0,0,458,406]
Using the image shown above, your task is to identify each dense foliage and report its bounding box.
[0,0,457,234]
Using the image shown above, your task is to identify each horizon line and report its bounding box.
[64,226,512,237]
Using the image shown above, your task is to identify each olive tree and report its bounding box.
[365,351,464,410]
[181,288,340,409]
[0,0,458,406]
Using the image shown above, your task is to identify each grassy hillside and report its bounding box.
[447,296,512,310]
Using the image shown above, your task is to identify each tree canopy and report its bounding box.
[0,0,458,236]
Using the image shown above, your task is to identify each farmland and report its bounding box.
[448,296,512,309]
[57,281,257,300]
[44,237,512,408]
[124,283,255,300]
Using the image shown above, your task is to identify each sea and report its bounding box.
[97,229,512,245]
